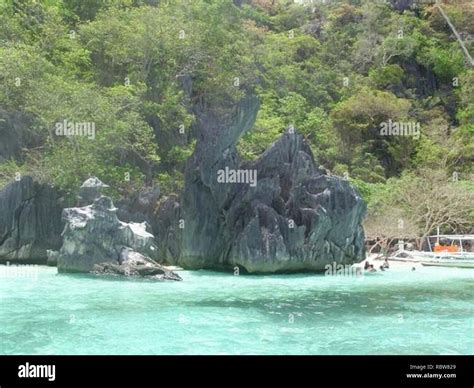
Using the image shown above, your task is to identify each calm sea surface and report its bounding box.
[1,265,473,355]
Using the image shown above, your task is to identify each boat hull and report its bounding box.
[389,254,474,269]
[420,261,474,269]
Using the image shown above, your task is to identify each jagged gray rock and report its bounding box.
[159,96,366,273]
[92,248,182,281]
[117,185,161,225]
[226,133,366,272]
[77,177,109,206]
[154,195,182,265]
[56,195,155,269]
[0,177,64,263]
[55,188,181,280]
[179,96,261,269]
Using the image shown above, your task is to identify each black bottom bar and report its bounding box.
[0,356,472,387]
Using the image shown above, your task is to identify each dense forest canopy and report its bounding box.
[0,0,473,239]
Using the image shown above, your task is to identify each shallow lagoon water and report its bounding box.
[1,265,473,355]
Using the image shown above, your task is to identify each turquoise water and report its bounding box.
[0,265,473,355]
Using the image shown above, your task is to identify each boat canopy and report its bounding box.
[428,235,474,240]
[425,233,474,253]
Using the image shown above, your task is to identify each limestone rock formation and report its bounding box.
[77,176,110,206]
[54,177,181,280]
[226,133,366,272]
[158,96,366,273]
[116,185,161,225]
[0,177,64,263]
[56,196,152,269]
[153,195,182,265]
[92,248,182,281]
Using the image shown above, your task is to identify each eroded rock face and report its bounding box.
[116,185,161,226]
[50,182,180,280]
[179,96,261,269]
[162,96,366,273]
[77,176,110,206]
[56,195,161,273]
[153,195,182,265]
[92,248,182,281]
[226,133,366,272]
[0,177,64,263]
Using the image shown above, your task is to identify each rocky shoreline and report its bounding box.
[0,100,366,277]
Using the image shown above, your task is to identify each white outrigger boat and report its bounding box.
[389,233,474,269]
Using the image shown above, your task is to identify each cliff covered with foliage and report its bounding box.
[0,0,473,240]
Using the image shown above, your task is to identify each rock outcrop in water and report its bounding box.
[157,96,366,273]
[92,248,182,281]
[154,194,182,265]
[0,177,64,264]
[54,178,181,281]
[225,133,366,273]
